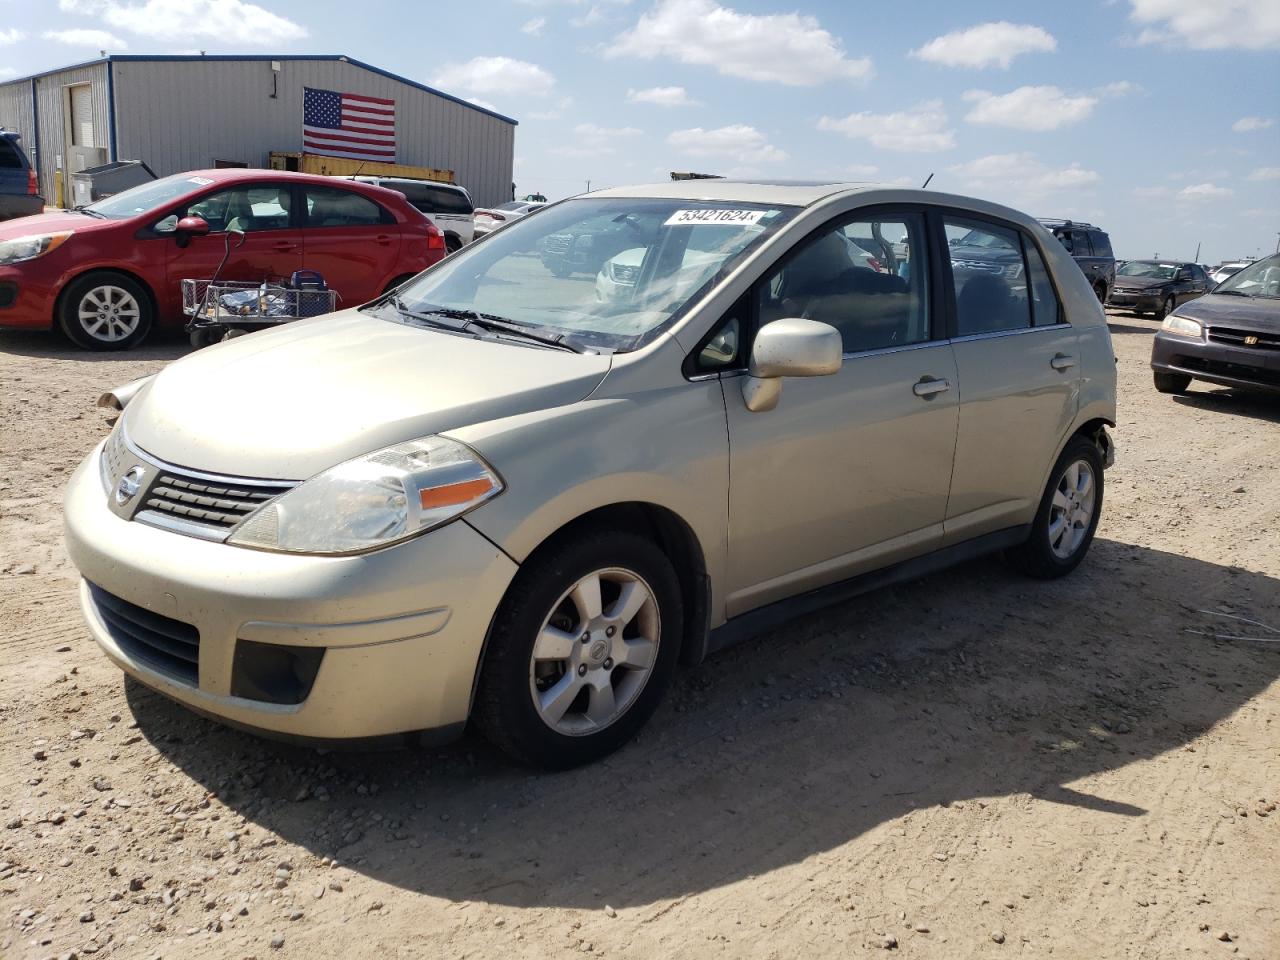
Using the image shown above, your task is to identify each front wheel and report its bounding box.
[58,273,153,350]
[473,530,683,768]
[1154,371,1192,394]
[1006,435,1104,580]
[1156,295,1176,321]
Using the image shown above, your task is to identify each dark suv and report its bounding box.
[1038,219,1115,303]
[0,129,43,222]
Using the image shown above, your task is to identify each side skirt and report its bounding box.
[705,525,1031,656]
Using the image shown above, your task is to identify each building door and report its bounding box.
[68,84,94,147]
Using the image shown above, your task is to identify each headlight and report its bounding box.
[0,232,73,265]
[227,436,503,555]
[1162,314,1203,338]
[99,417,126,493]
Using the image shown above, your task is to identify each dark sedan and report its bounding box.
[1150,254,1280,395]
[1107,259,1210,319]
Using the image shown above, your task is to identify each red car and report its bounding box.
[0,168,446,350]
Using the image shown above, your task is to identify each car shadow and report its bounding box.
[0,327,188,361]
[1173,387,1280,423]
[123,537,1279,909]
[1104,320,1158,335]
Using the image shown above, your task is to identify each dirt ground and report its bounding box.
[1,312,1277,960]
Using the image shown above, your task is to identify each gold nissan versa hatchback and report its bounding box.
[65,181,1116,768]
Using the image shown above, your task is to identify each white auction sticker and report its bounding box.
[664,208,766,227]
[187,177,215,185]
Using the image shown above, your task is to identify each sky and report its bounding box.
[1,0,1277,265]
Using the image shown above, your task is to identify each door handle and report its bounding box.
[913,377,950,398]
[375,234,393,246]
[1050,353,1076,371]
[273,241,298,251]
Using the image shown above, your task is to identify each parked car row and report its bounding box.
[0,129,43,222]
[1107,259,1212,318]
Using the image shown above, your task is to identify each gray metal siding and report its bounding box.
[39,63,110,204]
[112,59,514,207]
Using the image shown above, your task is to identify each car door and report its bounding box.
[157,182,304,319]
[300,184,402,306]
[940,213,1080,544]
[721,209,960,616]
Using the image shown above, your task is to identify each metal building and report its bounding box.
[0,54,517,208]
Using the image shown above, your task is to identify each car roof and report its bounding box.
[166,168,418,207]
[354,175,466,192]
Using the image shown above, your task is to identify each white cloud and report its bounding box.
[817,101,955,152]
[1233,116,1275,132]
[1095,80,1139,97]
[911,22,1056,69]
[0,29,25,45]
[43,28,128,48]
[627,86,697,107]
[57,0,306,45]
[520,17,546,35]
[570,4,608,27]
[963,86,1097,131]
[666,124,788,164]
[949,152,1101,196]
[551,122,643,157]
[1177,182,1234,201]
[1247,166,1280,181]
[607,0,872,86]
[1129,0,1280,50]
[432,57,556,97]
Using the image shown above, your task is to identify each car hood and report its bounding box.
[1113,276,1173,290]
[1174,292,1280,332]
[0,210,117,239]
[125,309,613,480]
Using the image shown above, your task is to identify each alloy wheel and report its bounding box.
[529,567,660,737]
[78,285,142,343]
[1048,459,1096,560]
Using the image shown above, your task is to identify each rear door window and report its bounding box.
[384,180,431,209]
[1071,230,1093,257]
[1089,231,1112,258]
[1024,240,1062,327]
[424,186,473,215]
[943,218,1033,335]
[304,186,386,228]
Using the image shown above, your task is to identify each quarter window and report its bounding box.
[756,213,931,355]
[1089,231,1112,258]
[944,218,1033,335]
[304,187,385,228]
[1024,239,1061,327]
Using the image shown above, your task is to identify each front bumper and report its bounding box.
[0,264,57,329]
[64,445,519,739]
[1151,330,1280,394]
[1106,288,1162,311]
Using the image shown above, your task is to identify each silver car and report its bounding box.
[65,181,1116,768]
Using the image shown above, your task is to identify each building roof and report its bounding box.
[0,54,517,126]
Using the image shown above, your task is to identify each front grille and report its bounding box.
[1207,326,1280,351]
[88,582,200,685]
[142,472,293,530]
[543,235,571,254]
[1176,355,1280,387]
[611,264,639,284]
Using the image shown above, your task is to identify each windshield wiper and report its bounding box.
[77,207,107,219]
[418,306,586,353]
[381,295,472,332]
[1213,289,1250,297]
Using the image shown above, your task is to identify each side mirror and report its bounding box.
[741,317,843,413]
[174,215,210,249]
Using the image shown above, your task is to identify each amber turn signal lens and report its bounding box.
[419,477,495,510]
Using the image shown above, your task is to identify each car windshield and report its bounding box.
[1214,254,1280,298]
[1118,261,1178,280]
[84,173,209,219]
[954,229,1006,249]
[381,197,798,353]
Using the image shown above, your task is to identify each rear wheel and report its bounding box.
[444,234,462,254]
[1006,435,1103,580]
[1094,281,1107,303]
[1154,371,1192,394]
[58,272,153,351]
[381,274,416,296]
[473,530,682,768]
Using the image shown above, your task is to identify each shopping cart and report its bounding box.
[182,271,338,348]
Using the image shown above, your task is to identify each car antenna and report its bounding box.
[920,173,934,189]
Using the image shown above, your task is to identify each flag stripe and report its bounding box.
[303,141,397,160]
[341,92,395,106]
[303,86,397,163]
[345,105,395,118]
[304,129,396,148]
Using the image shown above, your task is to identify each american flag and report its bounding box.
[302,86,397,162]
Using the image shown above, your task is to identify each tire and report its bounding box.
[445,234,462,254]
[1005,435,1104,580]
[189,327,222,350]
[548,262,573,278]
[1154,371,1192,394]
[1156,295,1176,321]
[382,274,416,296]
[58,272,153,351]
[1093,282,1107,303]
[473,529,683,768]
